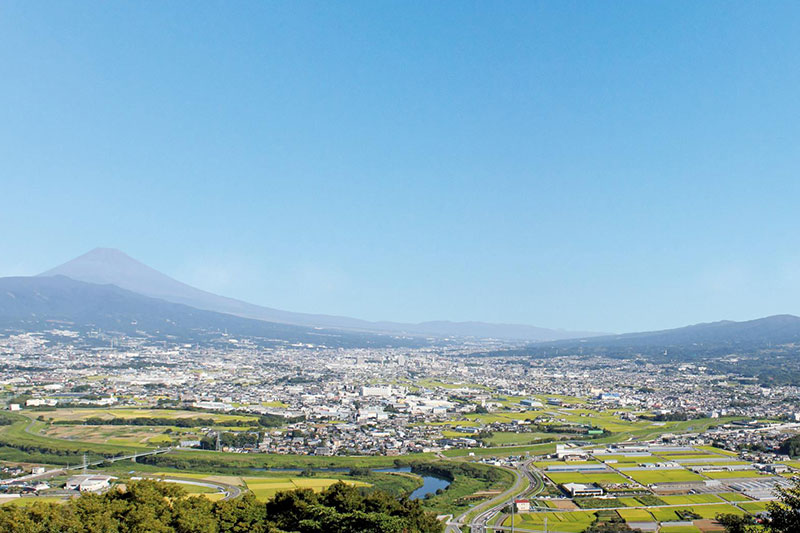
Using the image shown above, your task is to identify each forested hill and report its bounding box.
[0,480,443,533]
[490,314,800,360]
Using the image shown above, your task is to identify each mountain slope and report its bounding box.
[0,276,422,348]
[504,314,800,360]
[40,248,605,341]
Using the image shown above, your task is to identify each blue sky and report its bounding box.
[2,2,800,333]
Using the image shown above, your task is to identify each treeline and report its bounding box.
[642,412,694,422]
[199,432,261,450]
[0,479,443,533]
[780,434,800,457]
[50,413,302,429]
[55,417,224,428]
[409,461,508,484]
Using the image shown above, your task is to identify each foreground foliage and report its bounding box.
[718,476,800,533]
[0,480,443,533]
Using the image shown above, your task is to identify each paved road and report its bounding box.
[446,460,543,533]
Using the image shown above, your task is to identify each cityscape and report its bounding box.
[2,2,800,533]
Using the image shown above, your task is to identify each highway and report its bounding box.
[446,459,543,533]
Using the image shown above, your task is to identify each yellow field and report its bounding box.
[243,477,370,500]
[617,508,654,521]
[39,408,257,423]
[44,424,186,447]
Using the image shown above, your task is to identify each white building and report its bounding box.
[65,475,115,492]
[563,483,603,497]
[360,386,393,398]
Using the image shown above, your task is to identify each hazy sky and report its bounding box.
[2,2,800,333]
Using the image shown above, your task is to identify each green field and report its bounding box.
[484,431,571,446]
[624,468,704,484]
[659,494,724,504]
[545,471,630,485]
[504,511,598,533]
[703,470,762,479]
[616,508,654,521]
[649,503,744,521]
[717,492,752,502]
[533,460,602,468]
[597,454,660,463]
[738,501,772,513]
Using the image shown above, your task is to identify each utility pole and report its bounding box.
[510,498,515,533]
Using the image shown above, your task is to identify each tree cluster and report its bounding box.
[0,480,443,533]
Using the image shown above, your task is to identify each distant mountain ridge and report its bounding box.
[39,248,605,341]
[0,275,420,348]
[505,314,800,360]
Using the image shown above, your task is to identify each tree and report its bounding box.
[779,435,800,457]
[763,475,800,532]
[715,513,757,533]
[718,476,800,533]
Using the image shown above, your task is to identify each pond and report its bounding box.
[374,467,451,500]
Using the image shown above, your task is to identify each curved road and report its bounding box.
[446,460,543,533]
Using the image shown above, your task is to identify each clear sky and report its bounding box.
[2,2,800,333]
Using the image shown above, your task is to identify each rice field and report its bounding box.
[738,501,772,513]
[658,494,724,504]
[545,471,630,485]
[624,468,704,484]
[503,511,598,533]
[716,492,751,502]
[243,477,370,500]
[702,470,762,479]
[649,504,744,521]
[617,508,654,521]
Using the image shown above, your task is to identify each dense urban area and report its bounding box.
[0,328,798,532]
